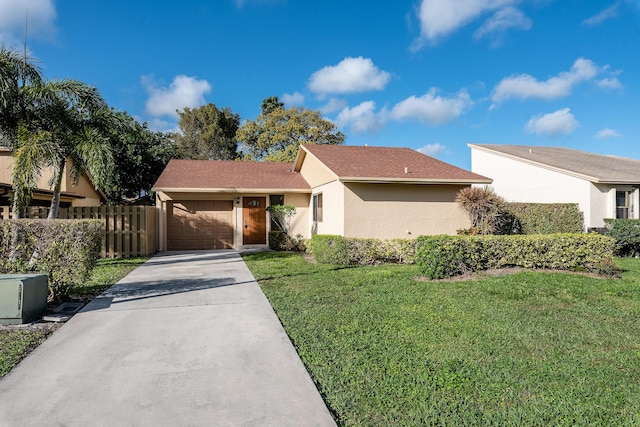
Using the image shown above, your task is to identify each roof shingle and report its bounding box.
[152,160,309,190]
[300,144,491,183]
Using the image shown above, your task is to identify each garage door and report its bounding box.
[168,200,233,250]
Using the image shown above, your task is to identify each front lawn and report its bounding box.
[244,253,640,426]
[0,257,147,379]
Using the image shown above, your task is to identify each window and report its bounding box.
[269,194,284,230]
[313,193,323,222]
[616,190,632,219]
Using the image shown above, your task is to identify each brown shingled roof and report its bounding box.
[152,160,310,191]
[298,144,491,183]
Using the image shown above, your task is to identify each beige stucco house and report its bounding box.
[469,144,640,230]
[152,144,491,251]
[0,147,106,208]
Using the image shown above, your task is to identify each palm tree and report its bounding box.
[13,79,117,219]
[0,44,42,218]
[0,45,42,143]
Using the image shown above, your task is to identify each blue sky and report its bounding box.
[1,0,638,169]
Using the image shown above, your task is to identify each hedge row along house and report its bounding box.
[152,144,491,251]
[0,147,106,209]
[469,144,640,231]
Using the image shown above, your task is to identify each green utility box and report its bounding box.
[0,274,48,325]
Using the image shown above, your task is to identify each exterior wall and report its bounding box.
[311,180,345,236]
[298,152,336,188]
[471,148,593,228]
[1,150,102,207]
[284,193,311,239]
[155,190,310,250]
[342,183,470,239]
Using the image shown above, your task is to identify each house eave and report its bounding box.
[469,143,609,183]
[338,177,493,185]
[151,187,311,194]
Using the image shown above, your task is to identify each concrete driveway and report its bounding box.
[0,251,336,427]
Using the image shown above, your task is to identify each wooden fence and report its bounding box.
[0,205,158,258]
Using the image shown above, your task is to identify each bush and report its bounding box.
[603,219,640,256]
[415,233,616,279]
[0,219,103,301]
[309,235,349,264]
[310,235,416,265]
[507,203,583,234]
[268,230,287,251]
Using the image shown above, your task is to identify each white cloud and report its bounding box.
[308,57,391,97]
[143,75,212,118]
[390,89,473,125]
[583,2,621,26]
[411,0,516,48]
[596,128,621,139]
[474,7,532,41]
[320,98,348,114]
[0,0,56,44]
[598,77,622,89]
[417,143,447,157]
[492,58,601,103]
[282,91,304,106]
[525,108,579,137]
[335,101,385,133]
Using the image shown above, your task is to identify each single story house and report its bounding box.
[0,147,106,208]
[152,144,490,251]
[469,144,640,230]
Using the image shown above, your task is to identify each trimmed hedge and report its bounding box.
[416,233,616,279]
[507,203,583,234]
[268,230,287,251]
[0,219,103,301]
[309,235,416,265]
[604,218,640,256]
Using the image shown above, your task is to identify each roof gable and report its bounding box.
[470,144,640,184]
[152,159,310,191]
[296,144,491,184]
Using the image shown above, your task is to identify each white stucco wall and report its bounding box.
[311,180,344,236]
[471,148,596,227]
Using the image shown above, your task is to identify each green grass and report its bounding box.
[0,257,148,379]
[244,253,640,426]
[69,257,148,298]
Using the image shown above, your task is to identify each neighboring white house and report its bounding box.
[469,144,640,230]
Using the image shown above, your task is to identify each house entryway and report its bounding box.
[243,197,266,245]
[167,200,234,250]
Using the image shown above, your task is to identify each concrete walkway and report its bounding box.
[0,251,336,427]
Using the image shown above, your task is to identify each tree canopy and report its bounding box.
[13,79,117,218]
[237,98,345,162]
[172,103,239,160]
[104,111,175,203]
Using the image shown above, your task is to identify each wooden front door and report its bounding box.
[242,197,266,245]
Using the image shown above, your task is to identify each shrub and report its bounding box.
[507,203,583,234]
[0,219,103,301]
[603,218,640,256]
[268,230,287,251]
[310,235,416,265]
[456,186,520,235]
[310,235,349,264]
[415,233,616,279]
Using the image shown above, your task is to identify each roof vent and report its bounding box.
[404,167,408,174]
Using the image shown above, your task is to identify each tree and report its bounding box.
[237,102,345,162]
[12,79,117,219]
[0,45,42,148]
[104,110,175,204]
[261,96,284,115]
[172,103,239,160]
